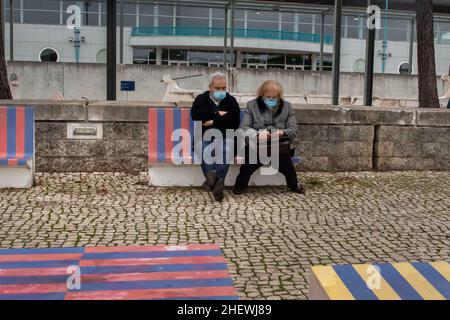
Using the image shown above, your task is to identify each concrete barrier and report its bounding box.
[6,61,450,103]
[1,100,448,173]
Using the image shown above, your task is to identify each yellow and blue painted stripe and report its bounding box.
[311,261,449,300]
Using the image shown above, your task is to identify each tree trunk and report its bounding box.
[0,1,12,100]
[415,0,439,108]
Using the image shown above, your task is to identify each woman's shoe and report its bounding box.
[232,186,246,195]
[291,185,305,194]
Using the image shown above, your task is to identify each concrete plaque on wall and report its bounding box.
[67,123,103,140]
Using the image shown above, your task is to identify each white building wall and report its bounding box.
[3,23,134,64]
[3,23,450,75]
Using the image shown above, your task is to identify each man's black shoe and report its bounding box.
[291,185,306,194]
[213,178,225,201]
[201,181,210,191]
[205,170,218,191]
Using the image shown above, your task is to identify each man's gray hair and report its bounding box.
[209,72,227,86]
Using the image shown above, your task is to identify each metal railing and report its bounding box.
[132,26,334,44]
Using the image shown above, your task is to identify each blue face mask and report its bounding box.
[212,90,227,101]
[264,97,278,109]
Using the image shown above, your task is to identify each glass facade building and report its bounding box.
[3,0,450,73]
[6,1,450,41]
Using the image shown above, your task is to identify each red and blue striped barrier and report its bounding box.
[0,244,238,300]
[148,107,194,164]
[0,106,34,167]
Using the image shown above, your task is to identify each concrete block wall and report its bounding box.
[2,100,449,173]
[375,126,450,171]
[294,125,374,172]
[36,122,148,172]
[374,109,450,171]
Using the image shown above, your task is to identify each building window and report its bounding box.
[322,60,333,71]
[234,9,246,29]
[377,17,409,42]
[316,55,333,71]
[211,8,225,28]
[187,51,211,66]
[441,32,450,43]
[437,22,450,43]
[39,47,59,62]
[346,15,363,39]
[4,0,21,23]
[138,3,155,27]
[353,59,365,72]
[267,53,285,69]
[148,49,157,64]
[286,54,311,70]
[78,1,100,26]
[398,62,412,74]
[242,52,268,68]
[133,51,147,64]
[133,48,226,66]
[122,3,137,27]
[176,6,210,28]
[133,48,153,64]
[240,52,313,70]
[247,9,278,31]
[298,13,313,34]
[281,12,295,32]
[133,47,332,71]
[314,13,334,38]
[158,4,175,27]
[100,2,137,27]
[23,0,60,24]
[169,49,187,61]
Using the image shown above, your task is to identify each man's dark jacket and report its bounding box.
[191,91,241,135]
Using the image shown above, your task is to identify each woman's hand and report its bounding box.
[258,130,271,141]
[271,130,284,139]
[203,120,214,127]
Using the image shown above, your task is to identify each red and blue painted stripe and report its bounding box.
[149,108,193,164]
[0,106,34,167]
[0,244,238,300]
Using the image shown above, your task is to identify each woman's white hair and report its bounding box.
[209,72,227,86]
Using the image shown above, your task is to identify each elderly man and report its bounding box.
[191,72,241,201]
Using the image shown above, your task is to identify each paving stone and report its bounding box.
[0,171,448,299]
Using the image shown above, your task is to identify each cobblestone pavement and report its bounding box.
[0,171,449,299]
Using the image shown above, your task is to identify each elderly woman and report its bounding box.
[233,80,305,195]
